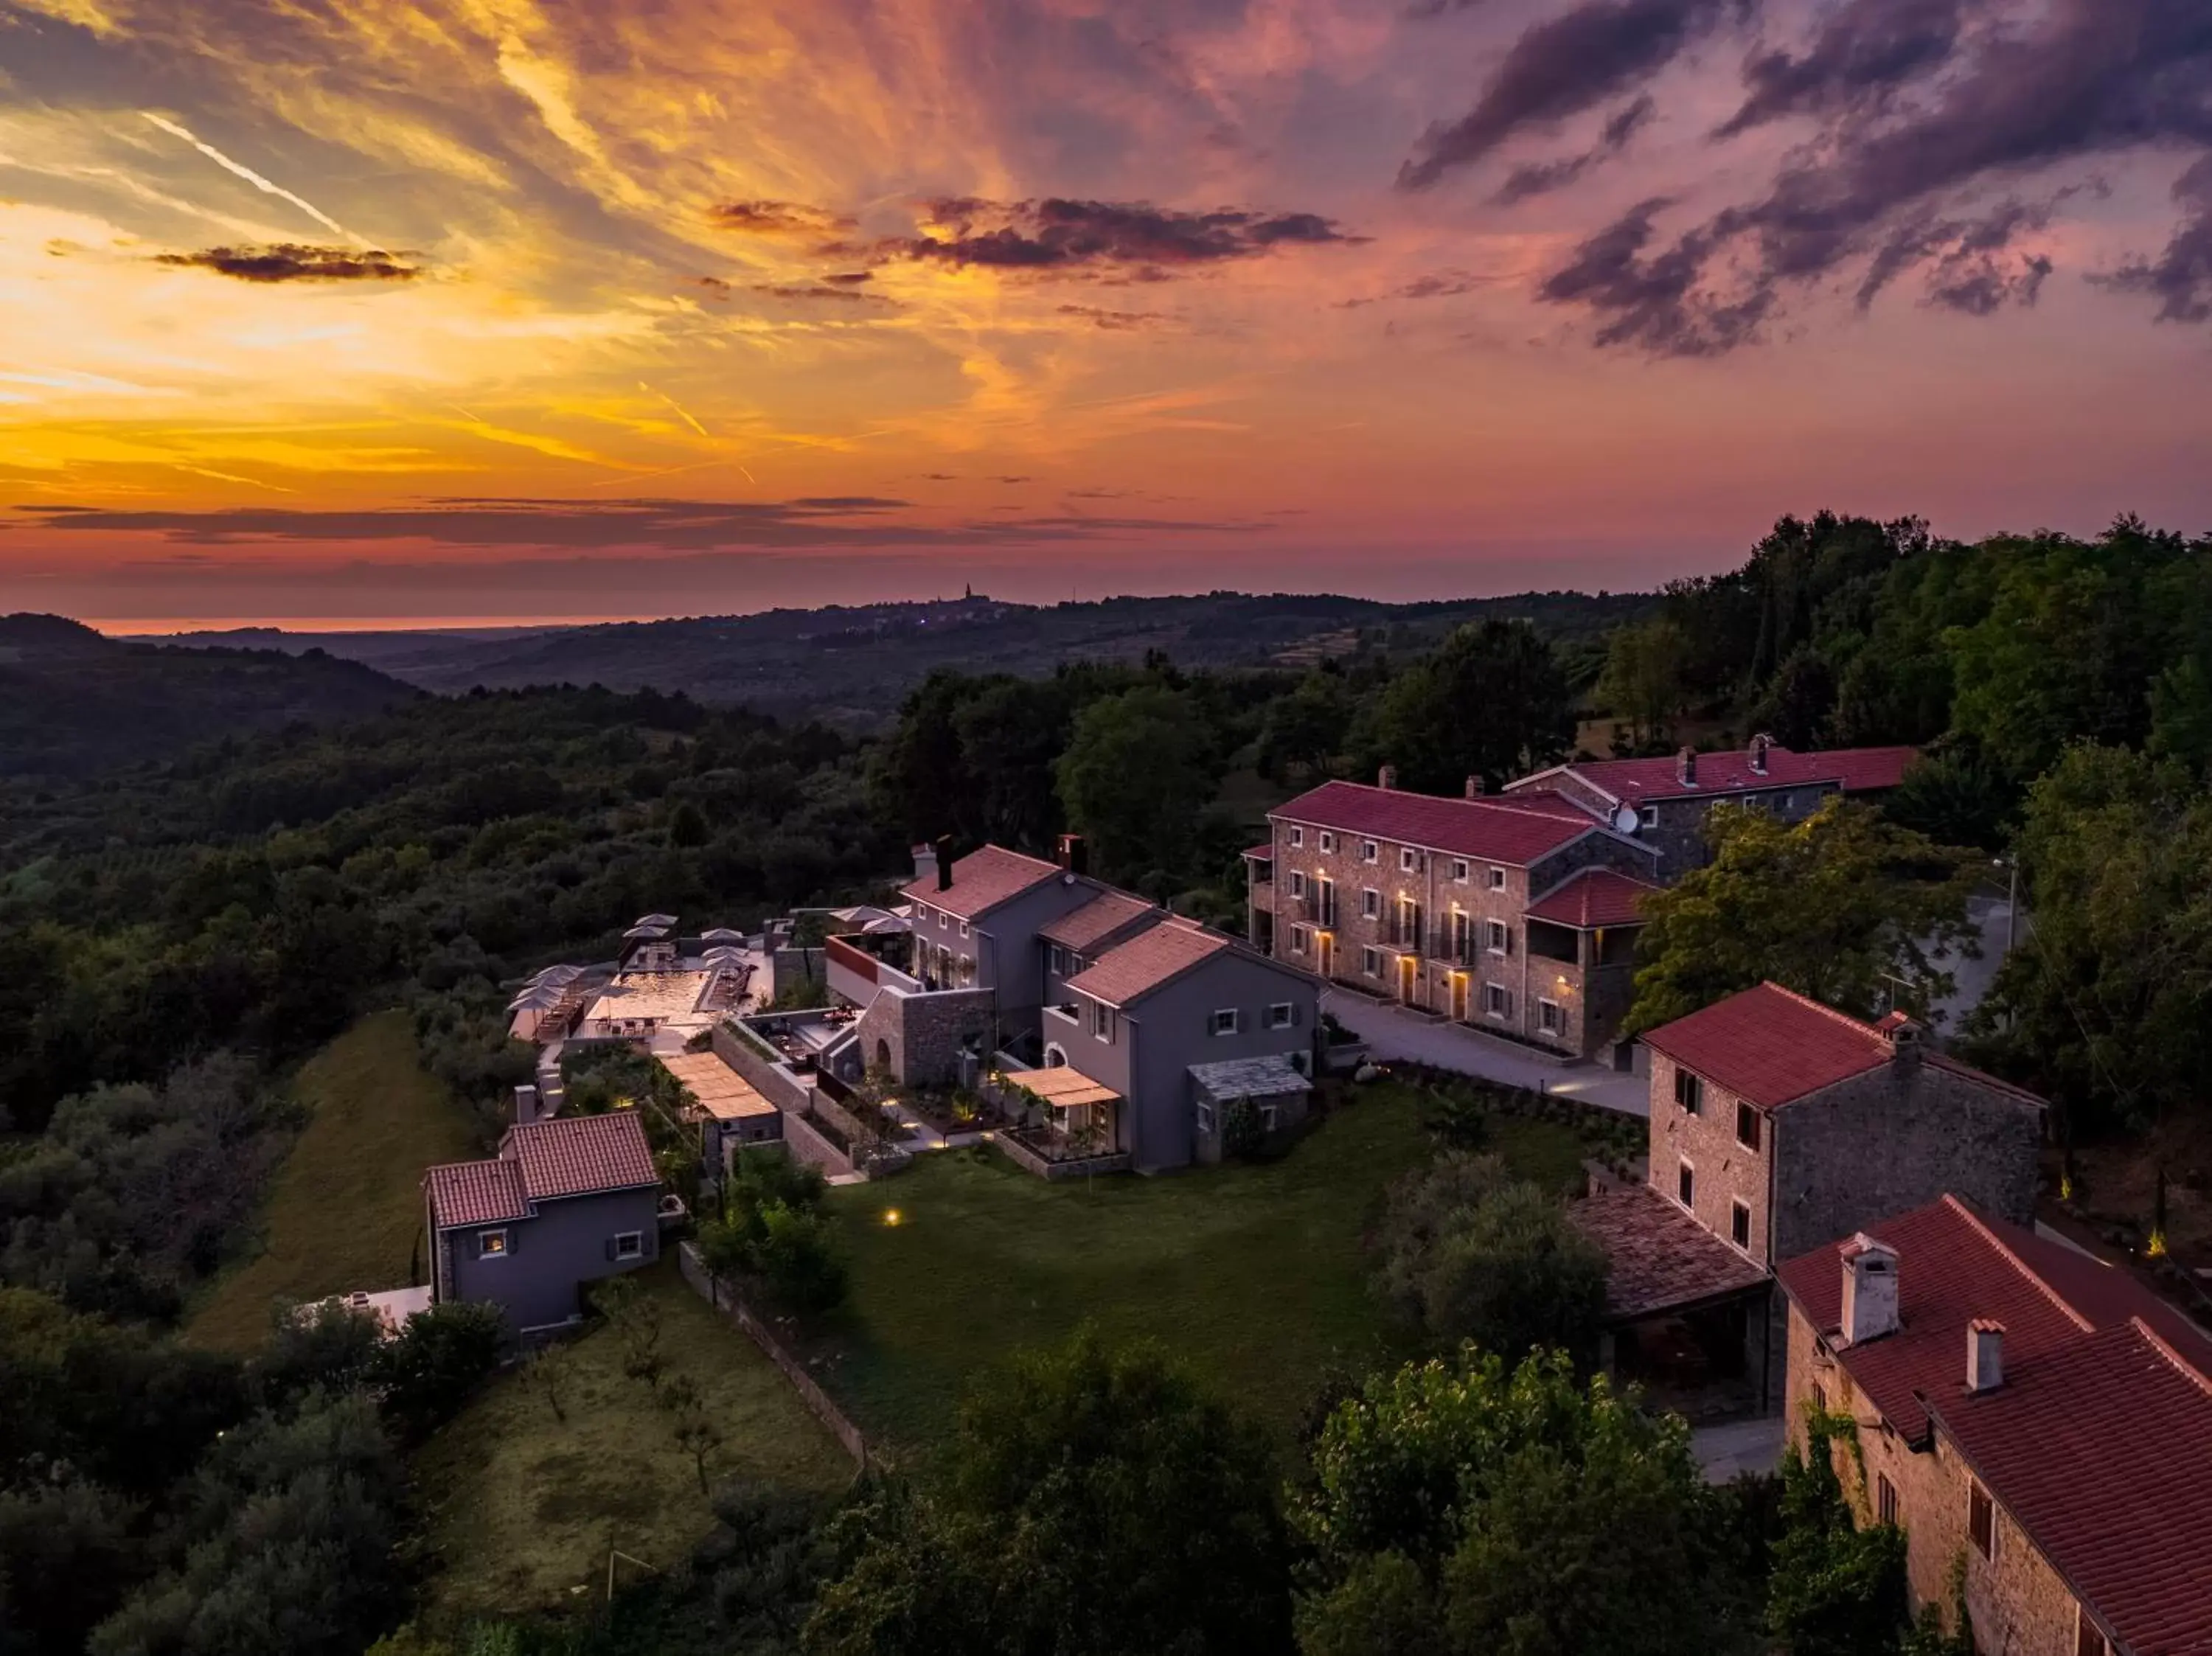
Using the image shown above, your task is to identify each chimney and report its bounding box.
[1464,774,1486,799]
[1749,732,1773,775]
[1878,1011,1924,1065]
[934,834,955,892]
[1968,1319,2006,1393]
[911,841,939,888]
[1839,1233,1901,1346]
[1677,746,1698,787]
[514,1083,540,1126]
[1377,765,1398,790]
[1057,833,1088,877]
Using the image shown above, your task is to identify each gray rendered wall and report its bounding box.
[445,1186,661,1330]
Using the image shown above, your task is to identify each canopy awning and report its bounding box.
[1009,1066,1121,1110]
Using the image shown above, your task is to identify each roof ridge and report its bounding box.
[2129,1315,2212,1397]
[1937,1194,2096,1333]
[1758,980,1891,1048]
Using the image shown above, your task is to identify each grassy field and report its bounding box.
[186,1009,481,1351]
[413,1259,853,1620]
[810,1081,1589,1458]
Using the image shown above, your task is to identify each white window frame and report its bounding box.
[1483,982,1509,1020]
[1538,998,1562,1034]
[938,910,950,930]
[1259,1103,1281,1132]
[1267,1001,1295,1029]
[1048,944,1065,975]
[1399,846,1419,872]
[1488,866,1506,890]
[1360,838,1379,863]
[1211,1007,1239,1037]
[1485,919,1509,955]
[1093,1001,1116,1042]
[1290,924,1310,956]
[478,1228,509,1259]
[1196,1101,1216,1135]
[1362,887,1382,919]
[613,1230,644,1261]
[1289,869,1307,898]
[1639,805,1659,828]
[1452,858,1470,883]
[1289,825,1304,849]
[1361,946,1382,978]
[1318,831,1336,852]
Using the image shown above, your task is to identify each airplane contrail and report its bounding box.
[639,380,711,439]
[173,464,295,493]
[139,113,360,245]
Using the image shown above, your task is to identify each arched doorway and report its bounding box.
[1043,1044,1068,1068]
[874,1037,891,1074]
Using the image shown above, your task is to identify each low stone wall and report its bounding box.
[678,1244,869,1471]
[992,1133,1132,1181]
[782,1107,853,1178]
[711,1021,813,1114]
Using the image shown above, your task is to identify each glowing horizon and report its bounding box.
[4,0,2210,627]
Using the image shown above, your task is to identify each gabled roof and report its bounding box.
[1512,744,1917,808]
[425,1158,528,1228]
[1525,866,1660,930]
[1065,916,1237,1006]
[1778,1195,2212,1656]
[503,1110,658,1201]
[1038,889,1160,953]
[1642,981,2046,1112]
[1271,780,1642,868]
[900,844,1062,921]
[1571,1182,1770,1321]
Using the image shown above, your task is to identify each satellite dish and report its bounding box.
[1613,804,1641,835]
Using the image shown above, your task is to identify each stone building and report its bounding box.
[1777,1194,2212,1656]
[1248,771,1660,1062]
[1571,981,2046,1409]
[1503,737,1918,877]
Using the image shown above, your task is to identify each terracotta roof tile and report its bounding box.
[1038,889,1160,952]
[1065,918,1235,1006]
[1272,780,1635,867]
[900,844,1062,920]
[1528,744,1916,807]
[425,1158,527,1228]
[1643,982,2045,1113]
[504,1111,658,1200]
[1526,866,1660,929]
[1571,1182,1770,1321]
[1778,1195,2212,1656]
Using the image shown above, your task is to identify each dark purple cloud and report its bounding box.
[1057,303,1163,328]
[1717,0,1972,136]
[707,200,854,237]
[1400,0,1747,190]
[154,244,420,282]
[1496,94,1657,203]
[2098,156,2212,322]
[877,197,1360,274]
[1534,0,2212,352]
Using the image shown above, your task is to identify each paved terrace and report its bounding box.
[1320,988,1650,1117]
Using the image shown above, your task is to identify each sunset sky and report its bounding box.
[3,0,2209,629]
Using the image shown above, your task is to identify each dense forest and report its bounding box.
[2,509,2209,1652]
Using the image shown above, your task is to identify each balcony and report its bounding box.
[1430,927,1476,966]
[1387,904,1426,951]
[1299,889,1339,928]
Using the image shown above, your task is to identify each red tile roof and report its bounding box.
[1065,916,1237,1005]
[1242,842,1275,860]
[1272,780,1638,868]
[1641,981,2046,1112]
[1571,1182,1770,1321]
[1526,867,1660,930]
[425,1158,527,1228]
[1778,1195,2212,1656]
[1520,744,1917,807]
[1038,889,1160,953]
[900,844,1062,920]
[504,1110,658,1200]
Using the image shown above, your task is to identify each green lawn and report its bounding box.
[810,1081,1589,1458]
[187,1009,482,1351]
[413,1259,853,1620]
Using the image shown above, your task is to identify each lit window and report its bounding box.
[1737,1102,1762,1151]
[1452,859,1470,883]
[1362,947,1382,978]
[1877,1473,1898,1527]
[1969,1481,1995,1561]
[1731,1200,1751,1249]
[1211,1008,1239,1036]
[1674,1069,1703,1113]
[1267,1001,1295,1029]
[478,1229,509,1259]
[613,1231,643,1261]
[1677,1161,1694,1208]
[1290,826,1304,849]
[1539,999,1563,1034]
[1488,866,1506,890]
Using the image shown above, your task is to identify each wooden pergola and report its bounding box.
[1011,1065,1121,1148]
